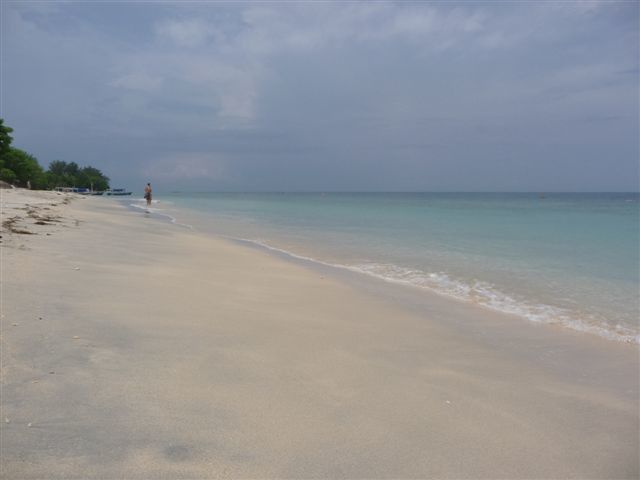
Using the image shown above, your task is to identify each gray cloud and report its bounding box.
[2,1,638,191]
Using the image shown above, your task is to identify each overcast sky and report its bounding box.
[2,1,638,192]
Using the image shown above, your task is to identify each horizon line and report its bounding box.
[157,190,640,195]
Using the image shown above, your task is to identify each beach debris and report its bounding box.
[72,336,80,339]
[445,400,451,405]
[2,216,34,235]
[27,423,32,428]
[11,323,18,326]
[49,371,55,374]
[73,267,80,270]
[4,418,9,423]
[38,317,42,320]
[32,213,61,223]
[32,380,39,383]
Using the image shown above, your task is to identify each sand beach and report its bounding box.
[1,189,638,479]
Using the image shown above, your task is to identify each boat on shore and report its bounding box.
[53,187,132,196]
[55,187,94,194]
[103,188,132,196]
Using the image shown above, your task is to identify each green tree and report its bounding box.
[80,166,110,191]
[0,168,17,185]
[44,161,65,189]
[2,148,45,188]
[45,160,78,188]
[45,160,109,190]
[47,160,67,177]
[0,118,16,185]
[0,118,13,158]
[65,161,80,177]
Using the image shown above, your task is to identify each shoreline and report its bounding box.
[230,236,640,345]
[138,195,639,346]
[1,189,638,478]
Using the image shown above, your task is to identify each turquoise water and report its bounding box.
[133,193,639,343]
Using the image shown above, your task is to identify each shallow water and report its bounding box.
[130,192,640,344]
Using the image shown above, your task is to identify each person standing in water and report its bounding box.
[144,183,152,207]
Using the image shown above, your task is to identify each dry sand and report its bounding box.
[1,189,638,479]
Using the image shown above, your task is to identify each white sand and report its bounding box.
[1,189,638,479]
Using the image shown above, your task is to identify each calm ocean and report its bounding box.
[132,192,639,344]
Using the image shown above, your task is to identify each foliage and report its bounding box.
[77,166,110,191]
[0,168,17,184]
[44,160,110,190]
[0,118,13,158]
[1,148,46,188]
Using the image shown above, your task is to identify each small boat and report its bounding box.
[55,187,107,195]
[104,188,132,196]
[55,187,92,194]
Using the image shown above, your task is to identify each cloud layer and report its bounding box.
[2,1,638,191]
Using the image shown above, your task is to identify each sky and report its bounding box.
[1,1,638,192]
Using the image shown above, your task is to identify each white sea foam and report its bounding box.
[131,198,162,205]
[128,203,193,230]
[237,238,639,345]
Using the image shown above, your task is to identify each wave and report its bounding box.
[130,198,171,205]
[128,203,193,230]
[236,238,639,345]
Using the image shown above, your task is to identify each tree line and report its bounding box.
[0,118,110,191]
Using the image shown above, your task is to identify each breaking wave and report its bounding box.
[236,238,639,345]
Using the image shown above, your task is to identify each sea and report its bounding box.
[129,192,639,344]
